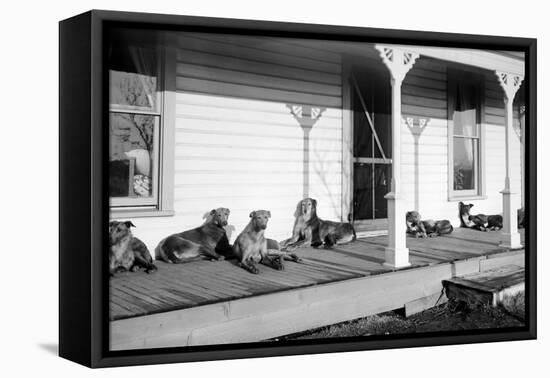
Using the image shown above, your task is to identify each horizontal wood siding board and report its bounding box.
[414,58,447,73]
[175,127,342,143]
[175,112,341,131]
[175,101,342,122]
[185,33,343,64]
[402,85,446,100]
[176,36,341,74]
[403,75,446,90]
[402,94,447,109]
[177,50,342,86]
[176,77,342,108]
[408,68,447,81]
[176,62,342,96]
[402,104,447,119]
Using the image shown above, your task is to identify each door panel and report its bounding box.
[351,64,391,224]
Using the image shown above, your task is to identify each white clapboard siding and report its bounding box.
[399,58,523,225]
[124,34,344,250]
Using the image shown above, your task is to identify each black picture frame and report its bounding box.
[59,9,537,368]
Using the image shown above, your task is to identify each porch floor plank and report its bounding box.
[109,227,525,320]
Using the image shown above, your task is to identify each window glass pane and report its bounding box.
[453,137,476,191]
[453,109,478,137]
[109,113,157,198]
[109,46,158,112]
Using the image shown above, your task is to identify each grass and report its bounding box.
[500,291,525,320]
[277,291,525,341]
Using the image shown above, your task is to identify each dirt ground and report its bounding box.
[276,292,525,341]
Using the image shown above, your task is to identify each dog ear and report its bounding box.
[225,208,230,215]
[312,198,317,208]
[210,209,217,215]
[249,211,256,218]
[267,211,271,218]
[124,221,136,228]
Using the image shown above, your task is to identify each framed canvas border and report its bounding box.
[59,9,537,368]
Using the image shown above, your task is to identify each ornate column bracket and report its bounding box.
[496,71,524,101]
[375,45,419,83]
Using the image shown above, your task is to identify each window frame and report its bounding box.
[109,45,176,218]
[447,67,487,201]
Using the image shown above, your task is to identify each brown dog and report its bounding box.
[233,210,300,274]
[109,221,157,275]
[406,211,453,238]
[155,208,232,263]
[281,198,356,251]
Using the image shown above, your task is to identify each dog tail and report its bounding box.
[437,220,454,235]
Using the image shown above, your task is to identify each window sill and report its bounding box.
[110,208,175,219]
[448,195,488,202]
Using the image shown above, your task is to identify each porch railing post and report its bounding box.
[495,71,524,249]
[375,46,419,268]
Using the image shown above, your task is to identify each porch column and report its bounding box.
[375,45,419,268]
[495,71,524,249]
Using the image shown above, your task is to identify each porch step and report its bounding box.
[443,265,524,307]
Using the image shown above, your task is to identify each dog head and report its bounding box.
[109,220,135,245]
[458,202,474,226]
[249,210,271,231]
[208,208,230,227]
[300,198,317,221]
[406,211,421,226]
[459,201,474,215]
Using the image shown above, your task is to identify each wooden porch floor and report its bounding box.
[110,228,525,321]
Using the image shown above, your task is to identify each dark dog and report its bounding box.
[459,202,503,231]
[155,208,232,263]
[406,211,453,238]
[233,210,301,274]
[109,221,157,275]
[281,198,356,251]
[518,208,526,229]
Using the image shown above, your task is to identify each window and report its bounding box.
[108,29,175,216]
[448,68,484,199]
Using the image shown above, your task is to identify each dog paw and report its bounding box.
[216,255,225,261]
[249,266,259,274]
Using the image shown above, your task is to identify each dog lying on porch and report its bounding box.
[233,210,301,274]
[280,198,356,251]
[155,208,233,263]
[458,202,503,231]
[109,220,157,275]
[405,211,453,238]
